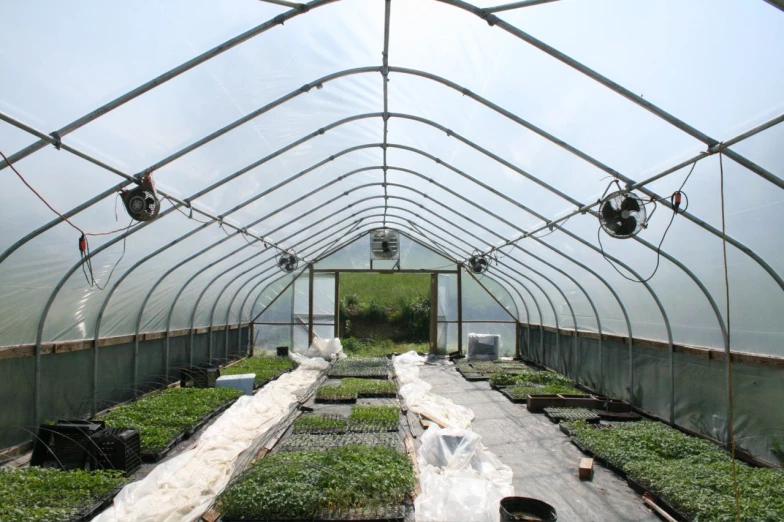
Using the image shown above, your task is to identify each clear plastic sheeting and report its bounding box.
[394,352,513,522]
[415,426,515,522]
[93,360,326,522]
[293,336,343,361]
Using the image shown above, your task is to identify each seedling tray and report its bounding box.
[141,432,185,463]
[568,437,627,479]
[356,391,397,399]
[499,388,528,404]
[277,432,402,453]
[544,407,600,423]
[75,486,123,522]
[185,399,237,437]
[221,503,408,522]
[461,373,490,381]
[626,476,689,522]
[314,396,359,404]
[596,410,641,422]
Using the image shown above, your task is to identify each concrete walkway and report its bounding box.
[418,363,658,522]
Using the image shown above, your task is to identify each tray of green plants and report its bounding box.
[348,406,400,432]
[565,420,784,522]
[315,379,397,403]
[0,466,126,522]
[222,356,295,388]
[543,407,599,423]
[277,432,402,454]
[293,414,349,434]
[489,369,575,388]
[217,445,415,521]
[328,357,389,379]
[499,383,579,403]
[293,407,400,436]
[96,387,244,461]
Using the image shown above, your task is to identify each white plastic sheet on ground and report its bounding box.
[393,352,513,522]
[93,361,325,522]
[293,336,343,361]
[395,351,474,430]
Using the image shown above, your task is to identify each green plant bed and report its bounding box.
[349,405,400,431]
[0,467,125,522]
[329,356,389,379]
[222,356,294,386]
[217,445,415,521]
[293,414,348,434]
[278,432,401,453]
[96,387,243,454]
[503,383,578,400]
[315,379,397,402]
[566,420,784,521]
[489,369,574,387]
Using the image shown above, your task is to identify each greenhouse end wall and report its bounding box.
[518,325,784,466]
[0,325,249,449]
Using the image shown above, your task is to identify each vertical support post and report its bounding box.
[133,335,139,399]
[91,340,99,417]
[308,264,315,347]
[248,322,254,357]
[430,273,438,355]
[334,272,340,338]
[515,323,521,359]
[457,265,463,354]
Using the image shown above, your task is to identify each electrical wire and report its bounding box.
[597,161,698,283]
[81,219,134,290]
[719,151,742,522]
[1,149,130,237]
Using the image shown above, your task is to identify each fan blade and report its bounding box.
[621,196,641,212]
[615,217,638,236]
[602,201,620,221]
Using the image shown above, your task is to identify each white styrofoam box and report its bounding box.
[216,373,256,396]
[467,334,501,361]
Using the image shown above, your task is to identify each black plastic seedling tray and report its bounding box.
[141,432,185,463]
[221,503,408,522]
[499,388,528,404]
[626,476,689,522]
[74,487,123,522]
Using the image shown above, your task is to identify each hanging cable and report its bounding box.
[719,151,742,522]
[597,161,697,283]
[80,219,134,290]
[1,149,130,237]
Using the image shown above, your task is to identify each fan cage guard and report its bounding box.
[369,229,400,260]
[277,252,298,273]
[468,255,490,274]
[599,191,647,239]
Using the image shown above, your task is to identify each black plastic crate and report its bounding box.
[30,420,105,470]
[89,428,142,475]
[180,365,220,388]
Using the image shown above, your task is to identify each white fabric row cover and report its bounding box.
[94,355,329,522]
[0,1,782,355]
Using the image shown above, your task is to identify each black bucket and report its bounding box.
[276,346,289,357]
[500,497,557,522]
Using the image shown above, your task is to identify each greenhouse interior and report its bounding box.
[1,0,783,521]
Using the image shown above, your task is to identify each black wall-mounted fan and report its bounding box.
[599,191,647,239]
[468,254,489,274]
[121,173,160,222]
[277,252,298,273]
